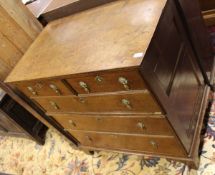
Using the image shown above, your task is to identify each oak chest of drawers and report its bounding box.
[5,0,213,168]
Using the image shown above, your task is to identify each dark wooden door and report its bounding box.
[140,0,204,152]
[178,0,213,75]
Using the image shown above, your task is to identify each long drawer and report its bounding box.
[33,90,163,114]
[53,114,173,136]
[68,130,186,157]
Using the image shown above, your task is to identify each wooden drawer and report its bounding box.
[33,90,162,114]
[69,131,186,157]
[66,69,146,94]
[53,114,173,136]
[15,80,73,97]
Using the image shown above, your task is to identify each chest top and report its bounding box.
[6,0,167,83]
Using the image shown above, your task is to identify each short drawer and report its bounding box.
[69,131,186,157]
[15,80,73,97]
[66,69,146,94]
[53,114,173,136]
[33,90,163,114]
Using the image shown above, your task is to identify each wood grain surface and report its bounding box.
[6,0,167,83]
[68,130,186,157]
[53,114,173,136]
[0,0,42,81]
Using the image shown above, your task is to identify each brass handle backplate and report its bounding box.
[49,101,59,110]
[86,136,93,142]
[49,84,62,95]
[122,99,132,109]
[27,86,37,96]
[69,120,76,127]
[95,75,103,83]
[79,97,86,103]
[79,81,90,93]
[137,122,146,130]
[118,77,130,90]
[150,141,158,149]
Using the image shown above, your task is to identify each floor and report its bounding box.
[0,29,215,175]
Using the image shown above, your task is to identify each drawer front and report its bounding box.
[69,131,185,157]
[66,69,146,94]
[16,80,73,97]
[33,90,162,114]
[53,114,173,136]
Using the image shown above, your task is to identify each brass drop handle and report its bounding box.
[137,122,146,130]
[150,141,158,149]
[49,84,61,95]
[69,120,76,127]
[122,99,132,109]
[79,81,90,93]
[95,75,103,83]
[49,101,59,110]
[86,136,93,142]
[27,86,37,96]
[118,77,130,90]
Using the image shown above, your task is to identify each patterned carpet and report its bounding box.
[0,27,215,175]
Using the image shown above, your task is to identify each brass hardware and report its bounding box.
[96,118,102,121]
[49,101,59,110]
[79,81,90,93]
[95,75,103,83]
[122,99,132,109]
[118,77,130,90]
[35,83,43,89]
[49,84,61,95]
[150,141,158,149]
[27,86,37,95]
[79,97,86,103]
[137,122,146,130]
[69,120,76,127]
[86,136,93,142]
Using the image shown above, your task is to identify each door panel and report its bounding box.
[140,0,204,152]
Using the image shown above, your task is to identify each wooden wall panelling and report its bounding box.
[0,0,42,81]
[0,6,32,53]
[0,0,42,40]
[0,32,23,72]
[0,61,10,81]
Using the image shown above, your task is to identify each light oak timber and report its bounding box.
[0,0,42,81]
[0,0,42,40]
[202,9,215,26]
[0,32,22,69]
[68,130,186,157]
[52,114,173,136]
[5,0,167,82]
